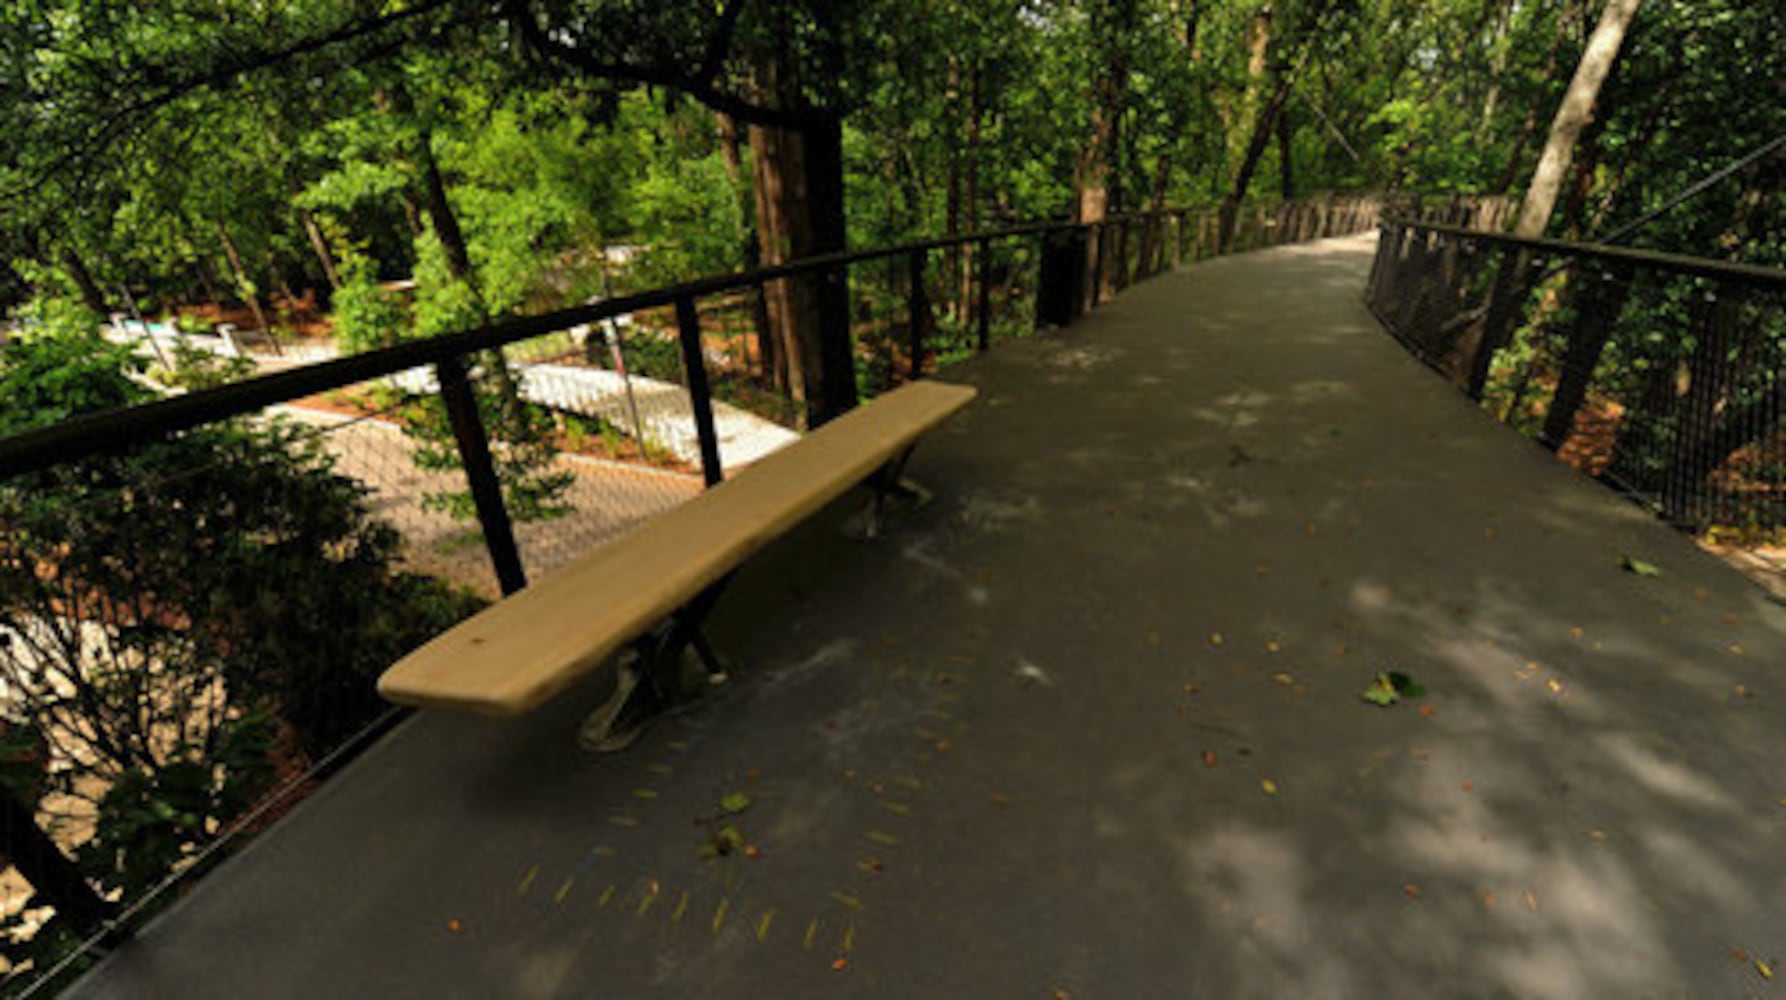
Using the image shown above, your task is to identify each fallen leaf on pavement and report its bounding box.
[1261,778,1278,796]
[1419,705,1437,717]
[1522,890,1538,911]
[1482,891,1496,909]
[1403,884,1419,900]
[1203,750,1219,768]
[1621,556,1662,577]
[1272,672,1295,686]
[721,792,753,814]
[1759,958,1774,981]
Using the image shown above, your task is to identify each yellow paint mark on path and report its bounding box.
[553,878,575,905]
[713,897,730,934]
[598,884,617,909]
[864,830,899,846]
[757,910,777,942]
[804,919,820,950]
[830,891,862,911]
[672,890,690,924]
[516,865,539,895]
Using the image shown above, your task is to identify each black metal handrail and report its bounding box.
[1381,218,1786,289]
[0,197,1392,479]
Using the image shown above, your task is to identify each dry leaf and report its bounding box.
[1202,750,1219,768]
[1522,890,1538,911]
[1759,958,1774,981]
[1210,632,1225,646]
[832,958,850,972]
[1261,778,1278,796]
[1403,883,1420,900]
[447,919,463,933]
[1265,640,1281,653]
[1482,891,1496,909]
[1272,672,1294,685]
[1419,705,1437,717]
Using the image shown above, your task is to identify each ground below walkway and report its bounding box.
[73,235,1786,999]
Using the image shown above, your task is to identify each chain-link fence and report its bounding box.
[1368,218,1786,545]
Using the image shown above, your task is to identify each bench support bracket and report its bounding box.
[862,445,929,539]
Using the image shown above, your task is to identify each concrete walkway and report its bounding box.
[72,236,1786,999]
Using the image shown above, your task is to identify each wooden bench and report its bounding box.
[377,379,978,717]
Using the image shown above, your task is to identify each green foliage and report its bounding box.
[331,253,409,354]
[150,339,257,391]
[0,308,146,429]
[633,153,743,286]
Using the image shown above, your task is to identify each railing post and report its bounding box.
[1466,250,1535,402]
[1540,262,1635,451]
[1036,226,1088,328]
[1,786,117,940]
[908,249,930,380]
[674,295,725,486]
[976,237,992,353]
[1089,225,1105,308]
[436,354,527,596]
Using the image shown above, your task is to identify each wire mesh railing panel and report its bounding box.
[0,403,488,989]
[1368,219,1786,545]
[489,325,710,585]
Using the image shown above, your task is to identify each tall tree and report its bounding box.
[1511,0,1642,237]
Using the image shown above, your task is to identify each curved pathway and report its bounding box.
[75,235,1786,999]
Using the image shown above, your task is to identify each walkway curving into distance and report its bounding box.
[72,235,1786,999]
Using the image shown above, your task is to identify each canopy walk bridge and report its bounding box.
[3,199,1782,998]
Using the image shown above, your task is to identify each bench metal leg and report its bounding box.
[862,445,928,539]
[586,577,734,752]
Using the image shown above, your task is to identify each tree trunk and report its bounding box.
[1276,107,1295,200]
[416,135,473,285]
[58,246,109,316]
[1075,0,1135,302]
[958,67,982,324]
[215,221,276,347]
[1512,0,1642,237]
[1221,74,1296,249]
[944,56,964,322]
[746,112,853,428]
[747,120,796,398]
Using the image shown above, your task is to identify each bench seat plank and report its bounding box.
[377,380,978,716]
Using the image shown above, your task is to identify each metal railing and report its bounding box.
[1367,218,1786,537]
[0,191,1401,993]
